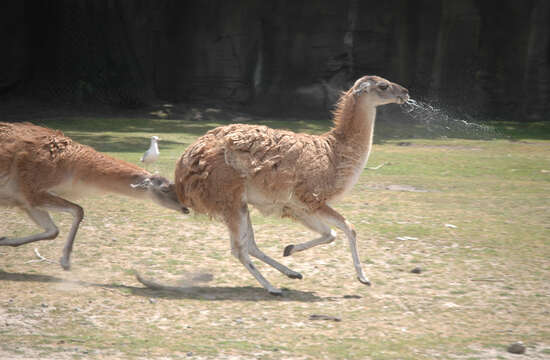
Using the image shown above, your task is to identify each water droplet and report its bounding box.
[400,99,497,139]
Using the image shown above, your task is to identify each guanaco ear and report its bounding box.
[353,80,373,96]
[130,178,153,190]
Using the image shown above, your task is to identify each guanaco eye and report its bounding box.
[378,83,389,91]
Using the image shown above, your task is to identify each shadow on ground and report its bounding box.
[0,270,325,302]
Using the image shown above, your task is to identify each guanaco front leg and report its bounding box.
[318,205,371,285]
[283,205,370,286]
[0,192,84,270]
[0,208,59,246]
[283,211,336,256]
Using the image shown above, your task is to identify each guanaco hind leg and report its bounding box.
[225,204,283,295]
[244,209,303,280]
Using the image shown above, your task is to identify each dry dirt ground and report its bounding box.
[1,109,549,359]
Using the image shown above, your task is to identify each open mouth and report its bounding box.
[397,95,409,104]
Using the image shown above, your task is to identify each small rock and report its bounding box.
[507,342,526,354]
[309,314,341,322]
[442,302,459,309]
[411,267,422,274]
[445,223,457,229]
[343,295,362,299]
[148,298,157,304]
[186,352,194,357]
[41,303,48,308]
[396,236,419,241]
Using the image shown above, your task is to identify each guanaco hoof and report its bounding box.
[288,272,303,280]
[283,244,294,257]
[269,289,283,296]
[358,276,371,286]
[60,258,71,271]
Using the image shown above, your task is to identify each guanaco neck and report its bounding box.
[328,94,377,159]
[69,145,152,198]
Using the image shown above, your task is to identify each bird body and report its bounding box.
[141,136,160,164]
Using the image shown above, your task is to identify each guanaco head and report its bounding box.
[131,175,189,214]
[351,75,409,106]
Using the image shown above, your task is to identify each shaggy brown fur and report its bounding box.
[174,75,409,294]
[0,122,186,269]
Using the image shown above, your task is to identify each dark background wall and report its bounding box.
[1,0,549,121]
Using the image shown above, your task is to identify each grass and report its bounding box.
[1,105,549,359]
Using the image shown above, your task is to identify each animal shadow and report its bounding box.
[0,270,325,302]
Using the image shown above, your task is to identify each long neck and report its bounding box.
[329,95,377,156]
[70,145,151,198]
[321,94,378,196]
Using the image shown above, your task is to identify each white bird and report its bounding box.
[141,136,160,168]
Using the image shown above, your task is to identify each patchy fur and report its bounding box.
[174,75,409,294]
